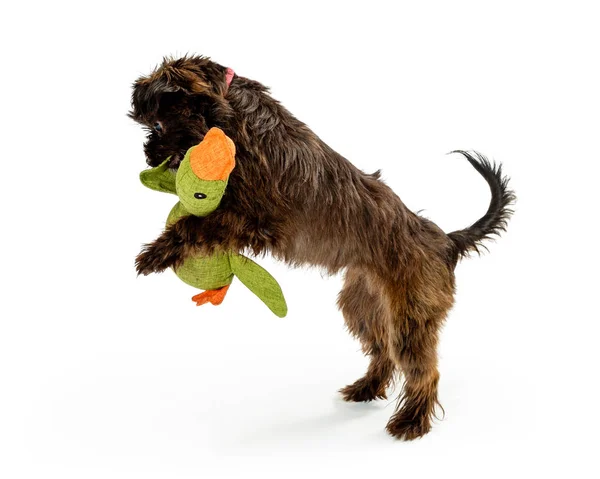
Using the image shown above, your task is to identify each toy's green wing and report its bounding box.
[229,254,287,318]
[140,158,177,194]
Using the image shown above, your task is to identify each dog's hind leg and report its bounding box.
[385,317,443,440]
[338,268,396,402]
[383,266,454,440]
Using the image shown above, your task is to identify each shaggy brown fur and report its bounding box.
[130,55,515,440]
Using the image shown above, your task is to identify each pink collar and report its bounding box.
[225,67,235,87]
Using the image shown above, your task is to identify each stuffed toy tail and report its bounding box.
[229,255,288,318]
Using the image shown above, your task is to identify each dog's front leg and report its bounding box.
[135,210,276,275]
[135,224,189,276]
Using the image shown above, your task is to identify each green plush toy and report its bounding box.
[139,127,287,318]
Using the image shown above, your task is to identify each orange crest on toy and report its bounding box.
[189,128,236,181]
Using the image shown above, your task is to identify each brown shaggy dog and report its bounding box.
[130,55,515,440]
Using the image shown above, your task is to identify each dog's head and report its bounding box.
[129,56,234,168]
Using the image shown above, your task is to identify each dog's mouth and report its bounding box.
[146,135,207,169]
[146,150,187,169]
[167,152,184,169]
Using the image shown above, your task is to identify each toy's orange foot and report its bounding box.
[192,285,230,306]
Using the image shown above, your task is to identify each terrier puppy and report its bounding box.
[131,55,515,440]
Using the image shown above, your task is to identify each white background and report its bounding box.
[1,1,599,477]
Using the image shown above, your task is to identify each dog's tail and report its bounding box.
[447,151,516,260]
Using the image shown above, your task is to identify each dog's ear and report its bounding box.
[130,75,175,120]
[130,56,230,121]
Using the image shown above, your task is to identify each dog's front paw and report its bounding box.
[135,248,158,276]
[135,245,173,275]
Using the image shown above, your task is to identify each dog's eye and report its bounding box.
[153,121,163,133]
[194,193,207,200]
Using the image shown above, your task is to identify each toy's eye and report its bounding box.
[153,121,163,133]
[194,192,207,199]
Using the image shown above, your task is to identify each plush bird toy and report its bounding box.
[139,127,288,318]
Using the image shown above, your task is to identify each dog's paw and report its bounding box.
[340,378,387,402]
[135,246,171,276]
[135,249,156,276]
[385,412,431,441]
